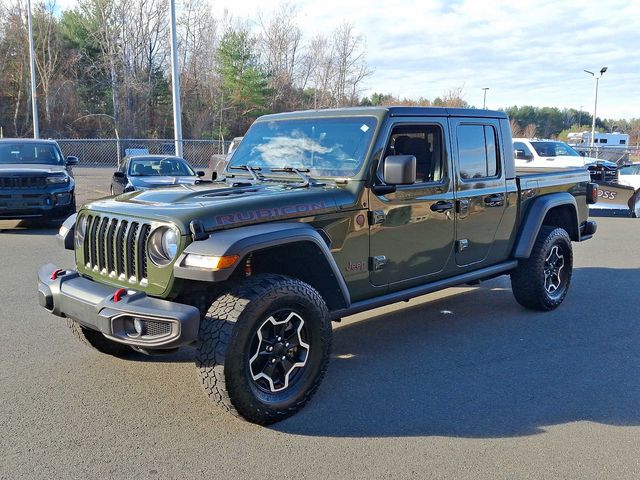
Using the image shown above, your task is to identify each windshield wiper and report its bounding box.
[228,165,264,182]
[269,167,325,187]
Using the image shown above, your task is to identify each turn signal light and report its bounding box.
[183,254,239,270]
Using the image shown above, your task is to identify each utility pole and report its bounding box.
[169,0,183,157]
[27,0,39,138]
[584,67,607,148]
[482,87,490,109]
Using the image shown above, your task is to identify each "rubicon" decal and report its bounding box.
[214,201,329,226]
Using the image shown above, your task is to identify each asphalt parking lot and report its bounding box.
[1,175,640,478]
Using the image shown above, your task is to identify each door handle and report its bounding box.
[484,194,505,206]
[430,201,454,213]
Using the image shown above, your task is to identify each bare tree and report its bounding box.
[330,21,372,107]
[78,0,124,134]
[178,0,220,137]
[302,33,334,109]
[257,3,302,110]
[509,118,523,137]
[523,123,537,138]
[32,0,60,125]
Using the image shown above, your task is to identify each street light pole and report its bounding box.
[169,0,183,157]
[482,87,489,109]
[27,0,39,138]
[578,105,583,128]
[584,67,607,148]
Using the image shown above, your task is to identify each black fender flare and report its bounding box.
[513,192,578,259]
[173,222,351,308]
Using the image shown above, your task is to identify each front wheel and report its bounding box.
[196,274,332,424]
[511,226,573,311]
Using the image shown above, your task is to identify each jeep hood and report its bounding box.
[84,180,362,233]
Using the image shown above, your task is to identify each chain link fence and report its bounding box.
[574,146,640,165]
[57,138,230,169]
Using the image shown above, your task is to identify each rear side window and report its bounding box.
[457,125,499,180]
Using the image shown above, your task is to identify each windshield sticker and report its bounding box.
[360,124,370,132]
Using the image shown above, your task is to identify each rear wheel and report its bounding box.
[67,319,133,357]
[196,274,332,424]
[511,226,573,311]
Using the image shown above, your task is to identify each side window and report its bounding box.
[384,124,445,183]
[513,141,532,157]
[457,124,499,180]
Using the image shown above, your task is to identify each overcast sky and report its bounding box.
[58,0,640,119]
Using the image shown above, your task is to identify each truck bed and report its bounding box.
[515,167,592,225]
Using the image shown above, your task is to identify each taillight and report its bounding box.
[587,182,598,204]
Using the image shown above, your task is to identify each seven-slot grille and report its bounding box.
[0,176,47,189]
[82,214,152,284]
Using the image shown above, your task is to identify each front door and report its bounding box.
[449,118,507,267]
[369,118,456,289]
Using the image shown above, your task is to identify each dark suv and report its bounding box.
[0,139,78,224]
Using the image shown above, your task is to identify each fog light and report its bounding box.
[133,318,146,336]
[124,316,146,338]
[56,192,72,205]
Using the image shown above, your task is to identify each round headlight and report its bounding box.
[75,214,88,248]
[148,226,179,266]
[161,228,178,259]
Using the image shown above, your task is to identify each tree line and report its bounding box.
[1,0,638,145]
[0,1,375,139]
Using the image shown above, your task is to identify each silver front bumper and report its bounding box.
[37,263,200,349]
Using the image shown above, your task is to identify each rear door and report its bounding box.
[449,118,508,267]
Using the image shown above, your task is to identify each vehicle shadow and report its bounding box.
[275,267,640,438]
[0,220,59,235]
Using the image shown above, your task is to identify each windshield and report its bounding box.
[227,116,378,177]
[129,157,195,176]
[0,143,64,165]
[530,141,580,157]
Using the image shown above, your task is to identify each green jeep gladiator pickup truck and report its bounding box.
[38,107,598,424]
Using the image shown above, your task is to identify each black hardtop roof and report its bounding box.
[258,106,508,121]
[0,138,60,145]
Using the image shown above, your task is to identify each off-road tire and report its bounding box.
[511,226,573,311]
[67,319,133,357]
[196,274,332,425]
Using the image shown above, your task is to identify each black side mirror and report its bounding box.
[514,149,529,160]
[197,171,205,177]
[382,155,416,185]
[211,171,218,181]
[113,171,125,179]
[66,156,79,166]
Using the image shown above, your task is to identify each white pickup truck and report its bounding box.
[513,138,592,168]
[513,138,618,184]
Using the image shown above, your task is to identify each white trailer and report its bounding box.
[567,131,630,148]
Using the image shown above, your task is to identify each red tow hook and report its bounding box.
[113,288,127,303]
[50,269,66,280]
